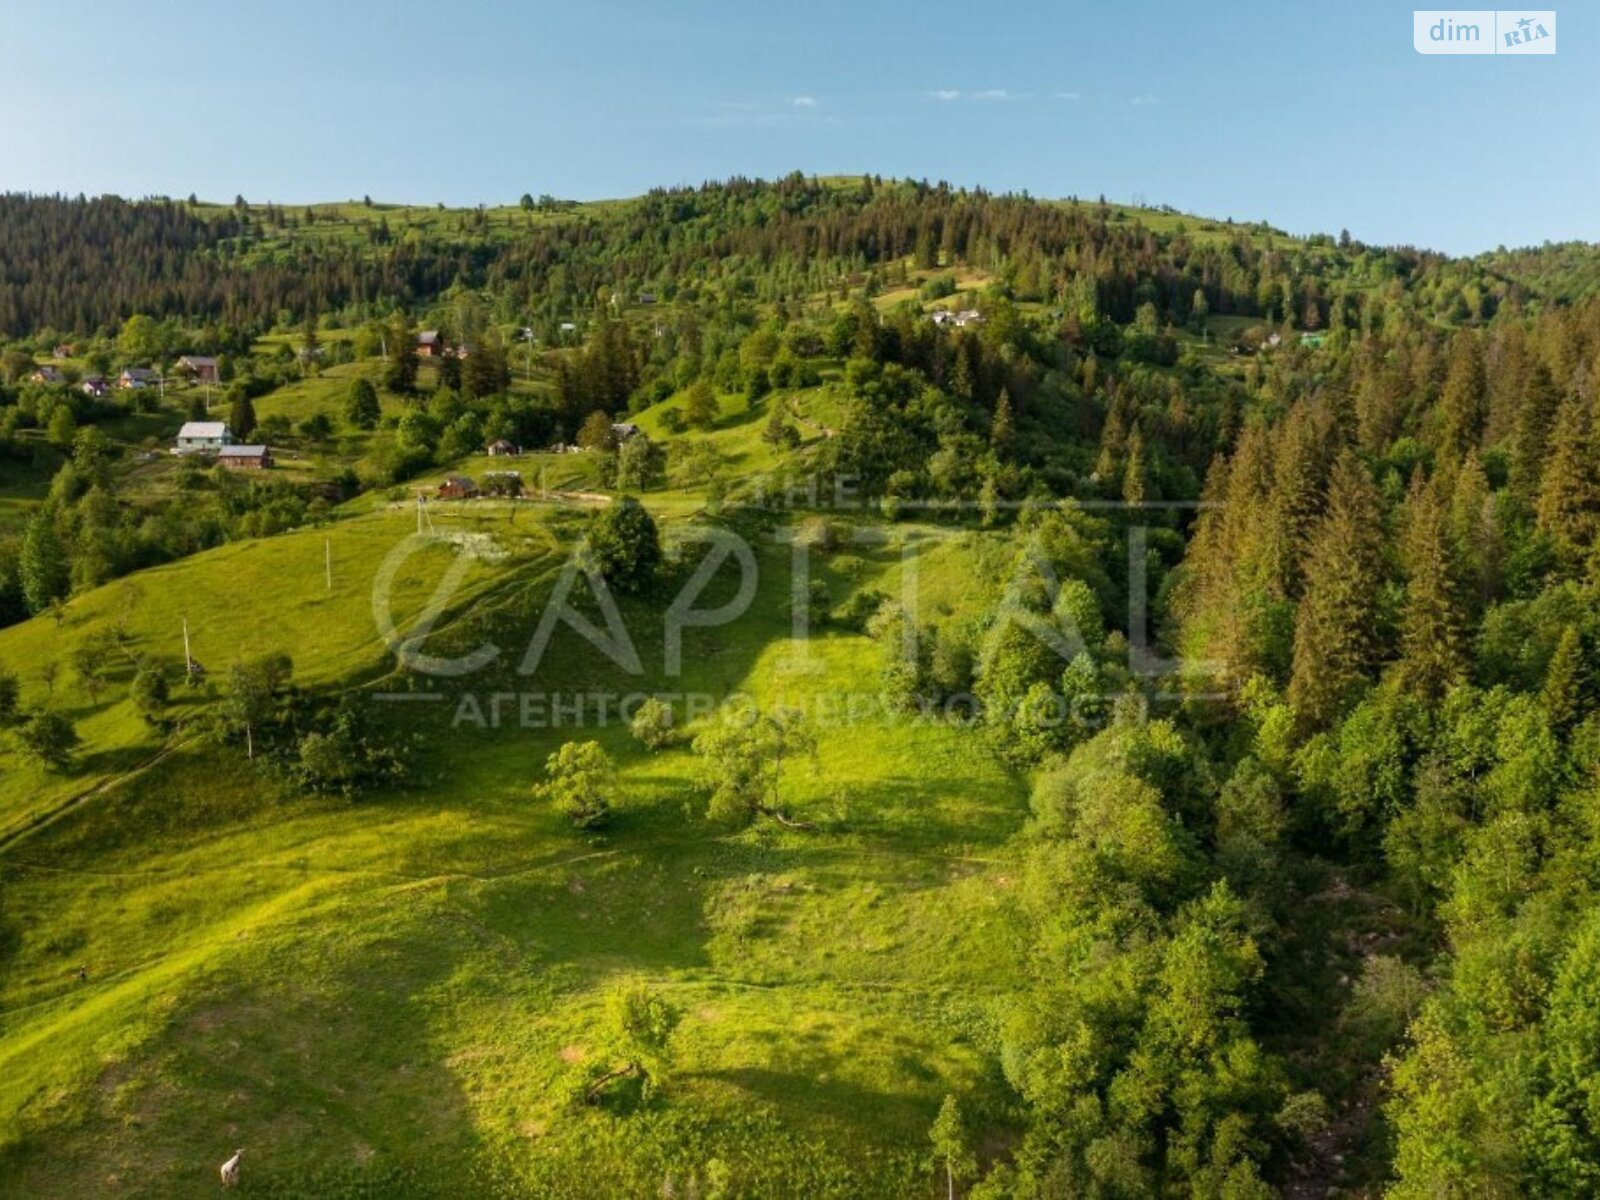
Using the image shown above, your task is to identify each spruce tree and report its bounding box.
[1536,390,1597,549]
[1437,333,1485,461]
[991,388,1015,455]
[229,392,257,441]
[1510,364,1560,502]
[1541,625,1588,733]
[1395,474,1468,702]
[1121,423,1147,506]
[383,311,418,394]
[1287,452,1386,727]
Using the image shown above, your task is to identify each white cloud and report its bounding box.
[929,89,961,101]
[971,88,1013,101]
[792,96,818,108]
[1052,91,1082,101]
[1130,93,1159,106]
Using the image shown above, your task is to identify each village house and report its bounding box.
[217,444,272,470]
[485,438,520,457]
[417,331,444,357]
[29,365,64,385]
[175,421,232,454]
[176,355,220,384]
[52,344,72,359]
[118,367,158,390]
[437,475,479,499]
[80,375,108,398]
[611,422,642,443]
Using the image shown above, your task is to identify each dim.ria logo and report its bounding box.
[1413,10,1556,54]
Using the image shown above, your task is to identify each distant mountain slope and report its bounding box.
[0,175,1553,338]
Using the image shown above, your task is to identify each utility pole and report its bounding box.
[182,615,195,685]
[325,537,332,592]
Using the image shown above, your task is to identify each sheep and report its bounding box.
[220,1149,243,1187]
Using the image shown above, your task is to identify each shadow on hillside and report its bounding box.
[699,1065,934,1139]
[0,881,503,1196]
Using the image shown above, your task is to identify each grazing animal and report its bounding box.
[220,1149,243,1187]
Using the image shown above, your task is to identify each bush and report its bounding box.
[629,697,674,750]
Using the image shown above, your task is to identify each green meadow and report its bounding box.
[0,399,1033,1196]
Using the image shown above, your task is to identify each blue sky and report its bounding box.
[0,1,1593,255]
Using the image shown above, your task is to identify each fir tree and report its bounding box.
[229,392,257,441]
[1395,474,1468,702]
[383,311,418,394]
[1541,625,1588,733]
[1510,364,1560,502]
[1121,423,1147,506]
[991,388,1015,456]
[1437,333,1485,461]
[1287,452,1386,727]
[1536,390,1597,549]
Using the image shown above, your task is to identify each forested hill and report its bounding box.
[5,173,1600,1195]
[0,175,1579,339]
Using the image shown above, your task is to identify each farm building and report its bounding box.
[52,344,72,359]
[175,421,231,454]
[176,355,219,383]
[486,438,519,456]
[29,366,64,384]
[417,331,444,357]
[611,422,642,442]
[118,367,158,389]
[80,375,108,398]
[437,475,479,499]
[217,445,272,470]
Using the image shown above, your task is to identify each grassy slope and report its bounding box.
[0,392,1031,1196]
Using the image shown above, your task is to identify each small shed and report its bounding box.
[437,475,479,499]
[217,444,273,470]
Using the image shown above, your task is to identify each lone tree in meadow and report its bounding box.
[927,1094,977,1200]
[576,977,681,1105]
[15,709,80,772]
[683,378,719,431]
[535,740,614,829]
[130,664,170,727]
[219,653,293,760]
[692,704,817,829]
[588,497,661,595]
[345,377,381,429]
